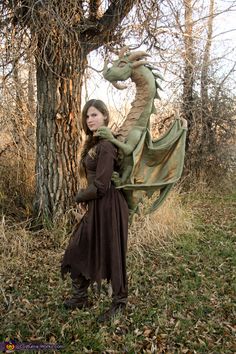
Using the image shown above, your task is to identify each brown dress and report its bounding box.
[61,139,129,301]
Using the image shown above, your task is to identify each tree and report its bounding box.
[146,0,236,178]
[182,0,195,151]
[1,0,152,220]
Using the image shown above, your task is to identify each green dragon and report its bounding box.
[96,46,187,214]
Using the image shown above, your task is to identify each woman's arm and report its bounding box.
[75,141,116,203]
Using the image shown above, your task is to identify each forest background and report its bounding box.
[0,0,235,353]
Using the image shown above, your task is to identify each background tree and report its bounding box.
[182,0,195,151]
[141,0,236,179]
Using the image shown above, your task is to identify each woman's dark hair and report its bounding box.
[81,99,110,135]
[79,99,110,179]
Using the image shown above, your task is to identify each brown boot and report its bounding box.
[64,276,90,310]
[64,295,89,310]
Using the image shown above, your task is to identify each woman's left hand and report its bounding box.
[78,202,87,213]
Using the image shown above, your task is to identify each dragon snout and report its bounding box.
[103,67,114,82]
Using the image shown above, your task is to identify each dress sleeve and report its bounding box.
[75,141,116,202]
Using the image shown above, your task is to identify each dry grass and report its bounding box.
[0,188,193,303]
[0,188,192,273]
[0,150,35,218]
[0,217,33,267]
[0,190,193,262]
[129,189,193,253]
[1,189,235,353]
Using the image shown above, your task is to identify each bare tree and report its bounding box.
[182,0,195,151]
[196,0,215,171]
[148,0,236,178]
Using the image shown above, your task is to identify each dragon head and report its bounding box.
[103,46,151,90]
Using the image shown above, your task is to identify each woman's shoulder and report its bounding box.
[97,139,117,155]
[98,139,115,149]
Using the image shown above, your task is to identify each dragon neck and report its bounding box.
[129,66,156,127]
[117,66,157,140]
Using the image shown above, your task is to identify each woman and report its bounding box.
[61,99,129,321]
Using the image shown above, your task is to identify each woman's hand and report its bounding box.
[78,202,87,213]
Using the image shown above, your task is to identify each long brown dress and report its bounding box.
[61,139,129,302]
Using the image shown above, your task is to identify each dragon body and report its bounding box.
[97,47,187,214]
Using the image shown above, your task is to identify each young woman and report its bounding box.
[61,99,129,321]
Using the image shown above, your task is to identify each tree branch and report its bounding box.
[89,0,101,21]
[83,0,138,52]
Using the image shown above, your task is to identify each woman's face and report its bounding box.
[86,106,107,133]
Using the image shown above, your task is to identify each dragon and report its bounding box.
[96,46,187,214]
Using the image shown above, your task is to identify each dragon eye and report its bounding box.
[118,61,126,68]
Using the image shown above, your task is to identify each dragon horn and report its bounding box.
[132,60,149,69]
[128,51,150,62]
[119,46,130,58]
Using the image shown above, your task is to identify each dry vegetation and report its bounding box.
[1,111,235,352]
[0,173,235,353]
[128,190,193,252]
[0,151,35,219]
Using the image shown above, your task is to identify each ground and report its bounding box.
[0,189,235,353]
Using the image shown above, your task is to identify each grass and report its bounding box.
[0,189,235,353]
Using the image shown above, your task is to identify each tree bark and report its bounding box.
[200,0,215,154]
[182,0,195,152]
[12,58,28,148]
[34,55,86,219]
[27,56,36,122]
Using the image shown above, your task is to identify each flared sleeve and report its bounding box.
[75,140,117,203]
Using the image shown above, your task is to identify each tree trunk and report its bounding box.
[34,56,86,220]
[199,0,215,158]
[12,59,29,150]
[27,56,36,123]
[182,0,194,152]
